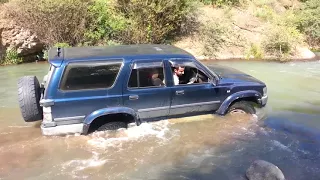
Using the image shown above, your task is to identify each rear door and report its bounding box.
[122,60,171,121]
[51,60,124,125]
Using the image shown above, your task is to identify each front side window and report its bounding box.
[128,66,166,88]
[60,61,122,91]
[170,61,210,85]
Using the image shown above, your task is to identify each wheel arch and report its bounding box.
[216,90,262,115]
[82,107,140,134]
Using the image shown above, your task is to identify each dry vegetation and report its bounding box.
[174,0,318,61]
[0,0,319,64]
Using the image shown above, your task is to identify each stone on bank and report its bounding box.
[0,18,43,61]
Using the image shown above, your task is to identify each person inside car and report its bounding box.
[151,69,165,86]
[172,65,185,85]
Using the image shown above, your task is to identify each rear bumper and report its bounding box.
[258,94,268,107]
[41,123,84,136]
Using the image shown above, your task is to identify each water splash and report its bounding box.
[87,120,179,150]
[61,151,107,178]
[270,140,292,152]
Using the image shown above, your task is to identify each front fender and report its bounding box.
[216,90,262,115]
[82,107,139,134]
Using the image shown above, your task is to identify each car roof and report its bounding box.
[48,44,194,66]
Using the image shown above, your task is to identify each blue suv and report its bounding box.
[17,44,268,136]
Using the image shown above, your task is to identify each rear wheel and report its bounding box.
[97,121,127,132]
[227,101,256,115]
[17,76,43,122]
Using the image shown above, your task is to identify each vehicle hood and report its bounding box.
[207,64,264,85]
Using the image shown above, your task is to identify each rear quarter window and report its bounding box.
[60,61,122,91]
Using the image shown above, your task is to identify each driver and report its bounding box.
[172,65,185,85]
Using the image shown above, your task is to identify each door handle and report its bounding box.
[129,95,139,100]
[176,90,184,95]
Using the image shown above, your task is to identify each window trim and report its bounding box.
[127,60,167,90]
[58,59,124,92]
[43,65,56,97]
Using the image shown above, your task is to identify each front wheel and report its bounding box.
[97,121,127,132]
[227,101,256,115]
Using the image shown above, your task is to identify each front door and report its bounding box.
[123,60,171,121]
[168,59,221,117]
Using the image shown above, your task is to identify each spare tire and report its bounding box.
[18,76,43,122]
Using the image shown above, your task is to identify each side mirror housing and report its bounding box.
[210,78,217,86]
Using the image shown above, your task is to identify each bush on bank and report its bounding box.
[295,0,320,49]
[4,0,91,47]
[3,0,198,47]
[0,48,22,65]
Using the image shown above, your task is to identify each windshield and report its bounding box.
[200,63,220,81]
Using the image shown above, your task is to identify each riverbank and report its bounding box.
[1,52,319,67]
[197,54,320,63]
[172,3,319,62]
[0,0,319,65]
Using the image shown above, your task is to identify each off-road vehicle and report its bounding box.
[17,44,268,136]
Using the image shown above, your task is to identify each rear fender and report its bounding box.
[216,90,262,115]
[82,107,139,134]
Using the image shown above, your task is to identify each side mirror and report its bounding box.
[210,79,217,86]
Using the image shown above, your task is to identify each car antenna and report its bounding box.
[57,47,61,57]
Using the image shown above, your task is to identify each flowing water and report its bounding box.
[0,60,319,180]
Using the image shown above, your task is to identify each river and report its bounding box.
[0,60,319,180]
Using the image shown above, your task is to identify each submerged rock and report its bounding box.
[246,160,285,180]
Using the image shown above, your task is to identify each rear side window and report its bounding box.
[60,61,122,91]
[128,67,166,88]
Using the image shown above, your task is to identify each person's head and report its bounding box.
[151,69,159,79]
[173,66,185,76]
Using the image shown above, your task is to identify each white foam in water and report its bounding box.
[87,120,178,149]
[61,151,107,177]
[270,140,292,152]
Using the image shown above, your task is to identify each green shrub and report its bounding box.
[199,16,246,57]
[199,21,229,57]
[199,19,245,57]
[262,25,304,60]
[245,43,264,59]
[295,0,320,47]
[254,5,275,21]
[84,0,127,45]
[114,0,199,44]
[1,48,23,65]
[4,0,91,46]
[3,0,199,48]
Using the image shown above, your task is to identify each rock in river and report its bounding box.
[246,160,285,180]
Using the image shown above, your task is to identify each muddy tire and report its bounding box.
[97,121,127,131]
[227,101,256,115]
[18,76,43,122]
